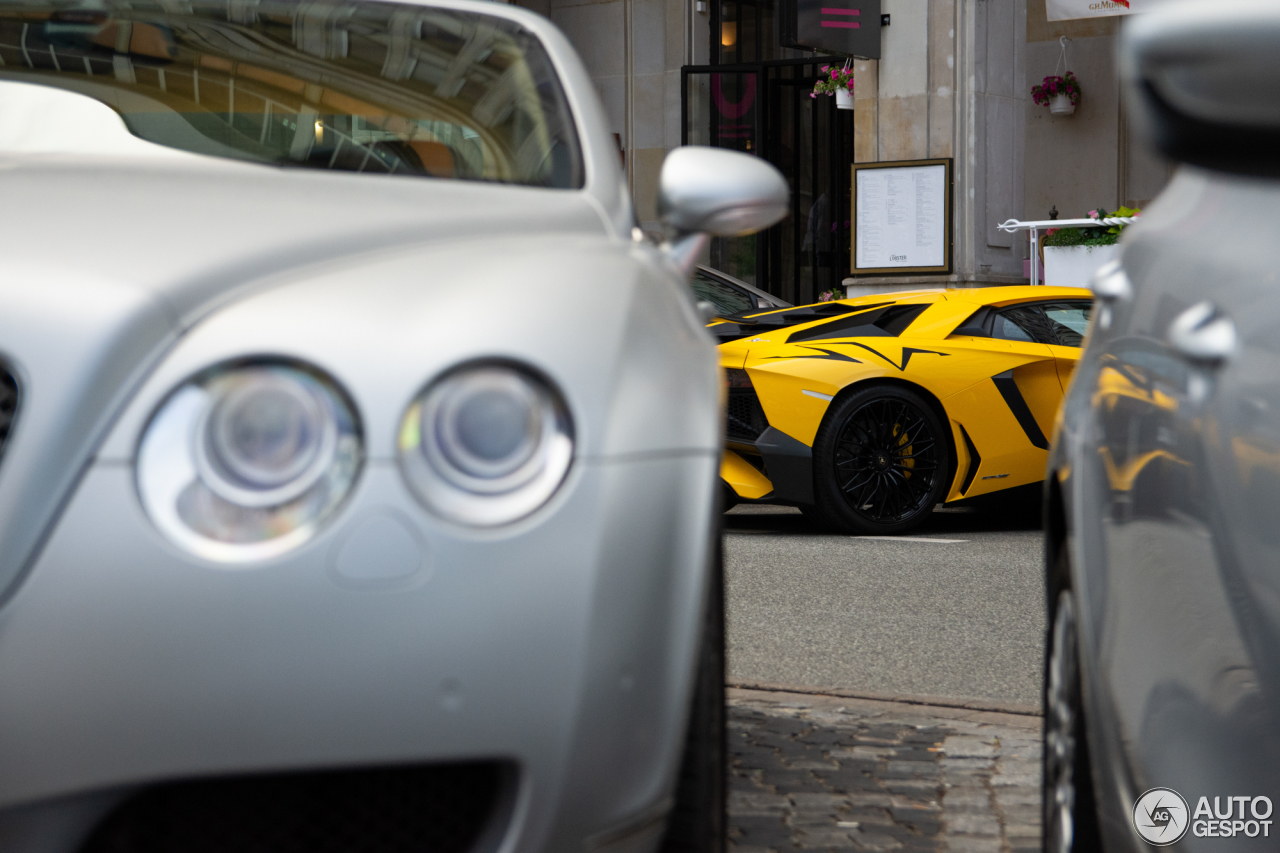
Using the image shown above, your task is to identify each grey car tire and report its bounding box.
[658,537,726,853]
[1042,560,1102,853]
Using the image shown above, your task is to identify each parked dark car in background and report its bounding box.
[691,265,791,316]
[1042,2,1280,851]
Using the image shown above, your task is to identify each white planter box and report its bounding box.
[1043,244,1119,289]
[836,88,854,110]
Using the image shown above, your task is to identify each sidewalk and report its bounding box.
[727,687,1043,852]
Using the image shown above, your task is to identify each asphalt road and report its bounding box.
[724,498,1046,711]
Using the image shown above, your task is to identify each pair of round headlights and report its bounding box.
[136,361,573,562]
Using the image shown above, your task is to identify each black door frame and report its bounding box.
[681,56,854,303]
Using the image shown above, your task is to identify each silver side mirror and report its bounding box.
[1124,0,1280,176]
[656,146,789,274]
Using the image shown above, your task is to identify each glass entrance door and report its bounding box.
[683,58,853,305]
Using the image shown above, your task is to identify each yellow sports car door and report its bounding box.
[944,306,1066,498]
[1038,300,1093,392]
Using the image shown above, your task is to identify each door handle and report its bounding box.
[1168,301,1238,365]
[1090,261,1132,303]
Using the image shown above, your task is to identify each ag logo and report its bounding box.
[1133,788,1190,846]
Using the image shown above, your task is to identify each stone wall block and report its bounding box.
[664,69,683,150]
[877,95,928,162]
[927,0,955,160]
[594,74,626,141]
[664,0,684,69]
[879,0,929,98]
[632,0,666,75]
[983,94,1016,247]
[551,0,625,77]
[853,60,878,162]
[928,94,953,158]
[632,72,667,149]
[985,0,1015,99]
[631,147,667,224]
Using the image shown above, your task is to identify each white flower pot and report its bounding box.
[1043,243,1119,289]
[1049,93,1075,116]
[836,88,854,110]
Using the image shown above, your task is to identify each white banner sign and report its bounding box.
[1046,0,1168,21]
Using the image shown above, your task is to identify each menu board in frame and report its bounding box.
[851,159,952,276]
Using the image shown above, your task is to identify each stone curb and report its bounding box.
[729,680,1043,719]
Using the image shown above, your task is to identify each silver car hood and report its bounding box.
[0,155,629,608]
[0,155,614,318]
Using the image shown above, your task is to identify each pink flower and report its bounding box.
[809,92,816,98]
[1088,209,1098,218]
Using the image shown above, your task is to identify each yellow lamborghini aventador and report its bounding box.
[713,286,1093,534]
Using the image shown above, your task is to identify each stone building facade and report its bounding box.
[506,0,1169,300]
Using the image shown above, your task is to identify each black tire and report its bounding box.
[798,505,833,531]
[658,537,726,853]
[811,385,950,535]
[1042,550,1102,853]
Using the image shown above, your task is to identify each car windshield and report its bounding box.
[691,270,754,316]
[0,0,583,188]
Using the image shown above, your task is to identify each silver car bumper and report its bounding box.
[0,451,718,853]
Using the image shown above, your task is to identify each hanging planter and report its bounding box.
[1035,75,1081,115]
[811,61,854,110]
[1049,92,1075,116]
[1033,38,1081,117]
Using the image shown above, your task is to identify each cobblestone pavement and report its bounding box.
[727,687,1043,853]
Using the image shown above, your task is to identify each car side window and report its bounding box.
[992,310,1036,343]
[993,301,1092,347]
[691,270,754,316]
[1041,302,1091,347]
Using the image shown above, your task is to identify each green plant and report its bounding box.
[811,64,853,98]
[1032,72,1081,108]
[1043,206,1140,247]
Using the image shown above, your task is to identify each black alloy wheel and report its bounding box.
[1043,559,1102,853]
[811,386,949,535]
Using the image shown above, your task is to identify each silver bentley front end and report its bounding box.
[0,222,722,852]
[0,0,790,848]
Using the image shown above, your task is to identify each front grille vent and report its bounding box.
[0,365,17,467]
[79,761,513,853]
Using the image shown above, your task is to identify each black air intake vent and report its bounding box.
[79,761,514,853]
[725,369,769,443]
[0,365,17,467]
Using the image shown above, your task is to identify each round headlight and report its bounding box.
[398,364,573,526]
[137,361,362,562]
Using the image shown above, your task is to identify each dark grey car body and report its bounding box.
[1045,2,1280,850]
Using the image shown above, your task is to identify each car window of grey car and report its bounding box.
[0,1,583,188]
[691,269,755,315]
